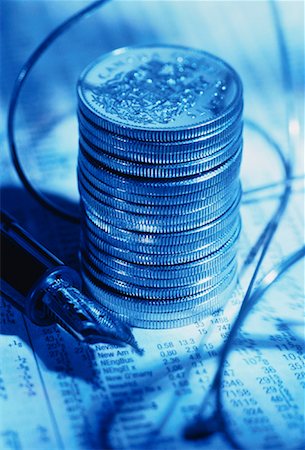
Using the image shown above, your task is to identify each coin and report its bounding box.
[82,219,241,266]
[82,254,237,299]
[77,44,243,327]
[81,190,241,233]
[78,45,242,142]
[77,108,243,163]
[83,212,241,255]
[78,131,242,178]
[78,146,242,195]
[78,163,239,205]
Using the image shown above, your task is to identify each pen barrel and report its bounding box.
[0,210,81,325]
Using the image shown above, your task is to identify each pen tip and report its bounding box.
[117,322,144,355]
[126,335,144,356]
[81,302,143,354]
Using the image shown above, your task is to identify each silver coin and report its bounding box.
[81,189,241,233]
[78,132,242,178]
[82,253,237,299]
[78,108,243,163]
[81,261,237,315]
[82,218,241,265]
[82,247,237,288]
[78,165,240,214]
[82,210,241,255]
[81,204,241,248]
[78,45,242,142]
[79,174,240,218]
[81,233,239,275]
[81,276,237,328]
[78,163,239,205]
[78,146,242,196]
[77,44,243,327]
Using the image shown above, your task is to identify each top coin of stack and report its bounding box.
[77,45,243,329]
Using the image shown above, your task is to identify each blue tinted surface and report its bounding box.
[0,2,304,450]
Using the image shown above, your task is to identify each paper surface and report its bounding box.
[0,1,304,449]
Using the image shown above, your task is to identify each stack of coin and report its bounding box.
[77,45,243,328]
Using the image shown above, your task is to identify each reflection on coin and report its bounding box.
[77,44,243,328]
[78,45,242,141]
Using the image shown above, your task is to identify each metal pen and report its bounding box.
[0,210,140,351]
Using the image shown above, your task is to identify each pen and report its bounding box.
[0,210,140,351]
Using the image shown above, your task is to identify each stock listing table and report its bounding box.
[0,1,304,449]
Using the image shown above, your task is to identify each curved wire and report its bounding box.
[185,245,305,446]
[7,1,303,445]
[269,0,298,163]
[7,0,109,223]
[184,127,292,448]
[185,0,302,446]
[243,245,305,312]
[215,0,299,414]
[240,118,291,272]
[243,174,304,197]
